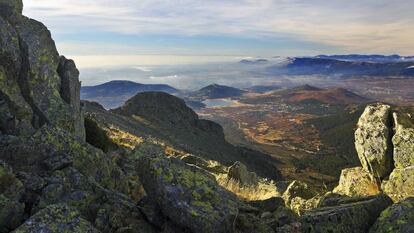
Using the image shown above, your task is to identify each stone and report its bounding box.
[0,16,33,135]
[58,56,85,140]
[369,197,414,233]
[0,0,23,22]
[0,194,24,233]
[289,195,321,216]
[42,151,73,171]
[247,197,285,213]
[135,143,239,233]
[333,167,381,197]
[382,166,414,202]
[180,154,227,174]
[228,161,258,186]
[355,104,393,179]
[300,194,392,233]
[392,112,414,169]
[282,180,318,206]
[13,204,98,233]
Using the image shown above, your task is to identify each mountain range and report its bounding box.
[81,80,179,109]
[1,3,414,232]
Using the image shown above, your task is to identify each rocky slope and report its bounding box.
[85,92,282,180]
[0,2,413,233]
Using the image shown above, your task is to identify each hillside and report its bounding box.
[81,80,179,109]
[244,85,369,105]
[189,84,247,101]
[85,92,282,180]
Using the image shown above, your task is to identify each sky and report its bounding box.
[23,0,414,69]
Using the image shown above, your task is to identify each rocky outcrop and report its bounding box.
[0,126,155,232]
[300,194,392,233]
[354,104,393,179]
[58,56,85,140]
[333,167,381,197]
[353,104,414,202]
[392,111,414,169]
[0,0,84,139]
[135,143,239,233]
[228,161,258,187]
[369,197,414,233]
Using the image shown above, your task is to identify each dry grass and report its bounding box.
[106,126,144,149]
[216,174,279,201]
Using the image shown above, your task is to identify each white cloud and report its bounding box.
[23,0,414,55]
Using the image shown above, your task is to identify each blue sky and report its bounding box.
[23,0,414,68]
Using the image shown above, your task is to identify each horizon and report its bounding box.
[23,0,414,69]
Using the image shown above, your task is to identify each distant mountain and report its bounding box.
[316,54,414,62]
[245,85,281,93]
[239,58,269,65]
[81,80,179,109]
[267,57,414,76]
[244,85,368,105]
[284,87,369,105]
[189,84,247,100]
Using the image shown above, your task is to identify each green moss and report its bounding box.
[191,200,213,212]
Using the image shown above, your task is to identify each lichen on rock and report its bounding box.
[354,103,393,179]
[392,111,414,169]
[135,143,240,233]
[382,166,414,202]
[369,197,414,233]
[333,167,381,197]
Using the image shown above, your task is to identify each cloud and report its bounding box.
[23,0,414,56]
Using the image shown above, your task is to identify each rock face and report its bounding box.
[392,112,414,169]
[369,197,414,233]
[135,144,239,233]
[0,0,84,139]
[228,161,258,186]
[333,167,381,197]
[300,194,392,233]
[354,104,393,179]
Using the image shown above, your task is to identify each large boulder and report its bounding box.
[13,204,98,233]
[392,112,414,169]
[369,197,414,233]
[333,167,381,197]
[300,194,392,233]
[355,104,393,179]
[135,143,239,233]
[228,161,258,187]
[382,166,414,202]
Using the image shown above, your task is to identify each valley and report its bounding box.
[196,86,368,187]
